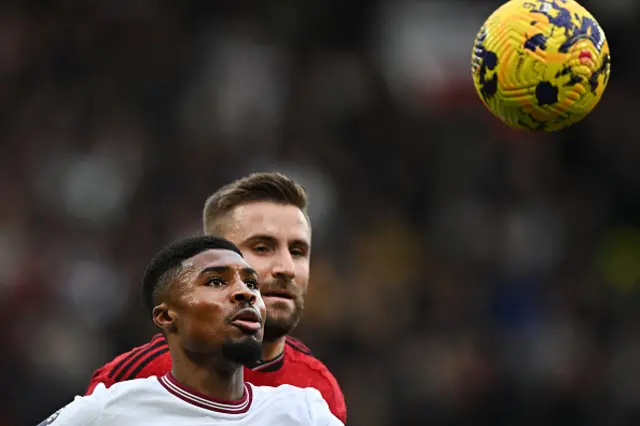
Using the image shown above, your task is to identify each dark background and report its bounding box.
[1,1,639,425]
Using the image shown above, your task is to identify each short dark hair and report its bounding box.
[142,236,243,315]
[202,172,309,235]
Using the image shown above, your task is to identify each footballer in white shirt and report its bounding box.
[38,236,343,426]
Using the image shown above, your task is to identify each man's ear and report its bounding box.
[152,303,178,333]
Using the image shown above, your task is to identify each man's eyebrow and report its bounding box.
[241,267,258,276]
[198,265,258,277]
[244,234,310,247]
[197,266,231,277]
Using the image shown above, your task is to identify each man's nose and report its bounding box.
[271,252,295,280]
[230,282,257,305]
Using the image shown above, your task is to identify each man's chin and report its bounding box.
[222,337,263,366]
[263,316,300,341]
[263,298,304,341]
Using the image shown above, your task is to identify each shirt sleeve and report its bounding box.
[305,387,345,426]
[38,383,109,426]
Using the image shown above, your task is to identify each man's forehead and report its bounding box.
[182,249,247,269]
[227,202,311,239]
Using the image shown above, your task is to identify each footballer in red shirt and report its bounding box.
[85,173,346,423]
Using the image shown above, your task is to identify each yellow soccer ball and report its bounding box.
[471,0,611,131]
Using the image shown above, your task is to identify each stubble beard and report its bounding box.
[221,335,263,367]
[262,297,305,342]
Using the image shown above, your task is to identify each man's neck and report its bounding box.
[261,336,286,361]
[170,350,245,401]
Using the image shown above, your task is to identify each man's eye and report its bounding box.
[206,277,224,286]
[245,279,259,290]
[291,249,305,257]
[253,246,269,253]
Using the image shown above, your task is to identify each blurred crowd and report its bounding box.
[1,1,640,425]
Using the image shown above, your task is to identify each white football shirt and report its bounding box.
[38,374,344,425]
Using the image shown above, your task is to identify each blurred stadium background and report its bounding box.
[1,1,639,425]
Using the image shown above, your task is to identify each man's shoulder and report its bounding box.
[285,336,314,356]
[283,337,340,385]
[71,379,163,414]
[252,382,317,397]
[250,384,342,425]
[250,384,322,411]
[105,334,169,377]
[86,334,170,394]
[281,337,347,423]
[39,379,175,426]
[96,376,163,398]
[284,336,323,370]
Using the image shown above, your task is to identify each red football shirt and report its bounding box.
[86,334,347,423]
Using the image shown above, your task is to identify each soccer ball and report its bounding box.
[471,0,611,131]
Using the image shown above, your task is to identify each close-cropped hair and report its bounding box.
[142,235,243,315]
[202,172,309,235]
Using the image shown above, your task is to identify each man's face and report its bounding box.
[222,202,311,341]
[163,249,266,365]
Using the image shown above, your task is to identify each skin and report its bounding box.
[153,249,265,401]
[221,201,311,361]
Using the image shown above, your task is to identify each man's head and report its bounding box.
[143,236,266,367]
[203,172,311,342]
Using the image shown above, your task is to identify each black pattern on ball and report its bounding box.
[589,54,610,93]
[524,33,548,51]
[478,51,498,100]
[535,81,558,106]
[556,66,583,86]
